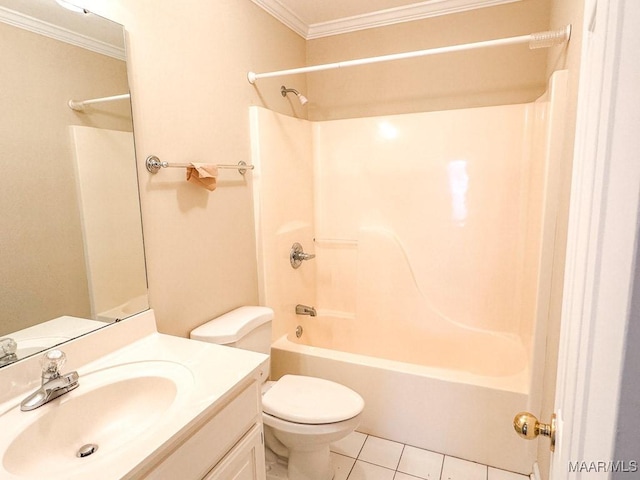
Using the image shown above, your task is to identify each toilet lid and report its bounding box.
[262,375,364,425]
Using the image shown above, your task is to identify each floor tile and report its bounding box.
[348,460,396,480]
[394,472,425,480]
[358,436,404,470]
[488,467,529,480]
[441,456,487,480]
[332,452,357,480]
[331,431,368,458]
[265,460,287,480]
[397,446,444,480]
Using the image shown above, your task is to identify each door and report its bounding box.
[550,0,640,478]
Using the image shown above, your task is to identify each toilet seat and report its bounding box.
[262,375,364,425]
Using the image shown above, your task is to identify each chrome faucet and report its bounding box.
[21,350,79,411]
[295,304,317,317]
[290,242,316,269]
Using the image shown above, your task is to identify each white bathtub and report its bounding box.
[269,322,537,475]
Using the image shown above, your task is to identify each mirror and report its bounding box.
[0,0,148,366]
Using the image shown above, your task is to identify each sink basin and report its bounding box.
[0,361,193,478]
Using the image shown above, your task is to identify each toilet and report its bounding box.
[190,306,364,480]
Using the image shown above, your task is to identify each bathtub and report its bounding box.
[269,319,536,475]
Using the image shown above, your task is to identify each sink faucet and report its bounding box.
[21,350,79,412]
[295,304,317,317]
[0,337,17,366]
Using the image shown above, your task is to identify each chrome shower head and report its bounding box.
[281,86,308,106]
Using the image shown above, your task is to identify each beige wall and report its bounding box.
[0,22,130,336]
[306,0,552,120]
[76,0,307,337]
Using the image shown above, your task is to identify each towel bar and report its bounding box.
[145,155,254,175]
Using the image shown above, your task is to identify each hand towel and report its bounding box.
[186,163,218,191]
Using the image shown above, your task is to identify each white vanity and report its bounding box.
[0,310,269,480]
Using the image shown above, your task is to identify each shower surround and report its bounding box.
[250,71,567,473]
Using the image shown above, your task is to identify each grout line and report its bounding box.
[344,433,366,480]
[345,457,356,480]
[354,458,397,472]
[438,454,445,480]
[440,456,489,480]
[396,444,406,471]
[355,433,368,459]
[394,472,424,480]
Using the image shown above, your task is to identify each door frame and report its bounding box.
[551,0,640,477]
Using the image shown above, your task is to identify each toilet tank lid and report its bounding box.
[190,306,274,345]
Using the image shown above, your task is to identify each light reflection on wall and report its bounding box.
[447,159,469,226]
[377,121,398,140]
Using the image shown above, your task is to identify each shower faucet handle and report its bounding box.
[290,242,315,269]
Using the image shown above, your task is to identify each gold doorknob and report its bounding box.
[513,412,556,452]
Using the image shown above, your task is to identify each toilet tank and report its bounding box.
[189,306,274,355]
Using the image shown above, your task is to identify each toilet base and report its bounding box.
[265,446,288,479]
[288,445,333,480]
[265,445,334,480]
[263,412,361,480]
[266,459,288,480]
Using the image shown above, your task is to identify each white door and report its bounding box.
[550,0,640,478]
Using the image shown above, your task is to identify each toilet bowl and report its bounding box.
[190,307,365,480]
[262,374,363,480]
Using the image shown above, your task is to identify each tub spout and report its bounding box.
[295,304,317,317]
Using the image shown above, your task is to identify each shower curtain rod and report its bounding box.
[247,25,571,84]
[68,93,131,112]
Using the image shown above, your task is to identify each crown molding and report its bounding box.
[0,6,125,60]
[250,0,308,38]
[308,0,522,38]
[252,0,522,40]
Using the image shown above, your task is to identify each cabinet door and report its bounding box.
[141,383,260,480]
[204,425,266,480]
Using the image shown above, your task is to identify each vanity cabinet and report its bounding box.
[139,380,266,480]
[0,312,270,480]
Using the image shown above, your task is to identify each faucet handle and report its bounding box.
[290,242,316,269]
[0,338,17,357]
[40,350,66,377]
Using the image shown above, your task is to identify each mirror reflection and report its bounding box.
[0,0,148,366]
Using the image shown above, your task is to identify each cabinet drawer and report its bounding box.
[143,381,260,480]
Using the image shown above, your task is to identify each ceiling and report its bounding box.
[251,0,522,39]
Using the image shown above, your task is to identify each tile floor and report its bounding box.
[327,431,530,480]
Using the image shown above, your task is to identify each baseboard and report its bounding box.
[530,462,542,480]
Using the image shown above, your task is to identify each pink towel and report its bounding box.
[186,163,218,191]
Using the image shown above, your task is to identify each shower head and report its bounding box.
[281,86,308,106]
